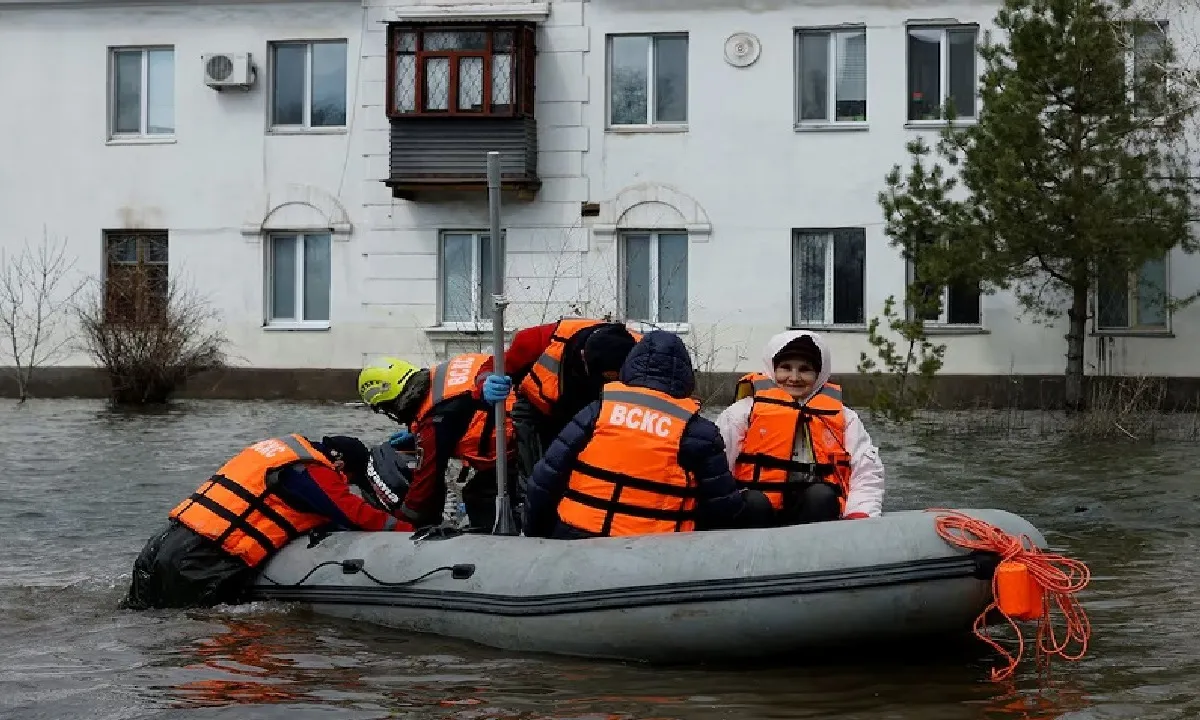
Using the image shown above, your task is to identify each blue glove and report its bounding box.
[482,374,512,404]
[387,430,414,448]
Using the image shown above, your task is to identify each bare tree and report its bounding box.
[0,231,86,402]
[75,270,229,406]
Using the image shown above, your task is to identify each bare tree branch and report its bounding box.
[0,230,87,402]
[74,270,229,406]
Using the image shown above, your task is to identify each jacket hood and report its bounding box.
[760,330,832,404]
[618,330,696,399]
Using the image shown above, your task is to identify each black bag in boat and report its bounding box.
[351,442,417,512]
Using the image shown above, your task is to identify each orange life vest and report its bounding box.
[557,383,701,536]
[168,434,336,568]
[414,352,516,469]
[734,371,775,402]
[732,378,852,515]
[517,318,642,415]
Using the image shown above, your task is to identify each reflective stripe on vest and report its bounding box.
[168,434,333,568]
[517,318,606,415]
[736,372,843,404]
[415,352,515,469]
[558,383,700,537]
[732,382,851,514]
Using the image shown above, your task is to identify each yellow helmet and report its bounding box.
[358,357,419,408]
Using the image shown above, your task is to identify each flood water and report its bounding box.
[1,398,1196,719]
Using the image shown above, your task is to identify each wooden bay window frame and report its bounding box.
[386,23,536,118]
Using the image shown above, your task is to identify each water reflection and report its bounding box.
[169,616,324,708]
[973,681,1094,719]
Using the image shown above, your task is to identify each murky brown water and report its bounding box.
[0,399,1194,719]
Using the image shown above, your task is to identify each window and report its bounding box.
[388,25,535,117]
[906,25,978,121]
[607,34,689,127]
[270,41,348,129]
[792,229,866,326]
[621,231,689,324]
[1128,21,1169,112]
[267,233,331,326]
[109,47,174,138]
[908,262,982,325]
[796,29,867,124]
[439,231,506,325]
[1096,256,1169,331]
[104,230,168,324]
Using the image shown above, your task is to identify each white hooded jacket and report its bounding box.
[714,330,885,518]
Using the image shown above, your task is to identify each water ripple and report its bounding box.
[0,399,1196,718]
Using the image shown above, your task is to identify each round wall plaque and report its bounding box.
[724,32,761,68]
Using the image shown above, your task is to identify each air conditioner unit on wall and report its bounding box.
[202,52,256,90]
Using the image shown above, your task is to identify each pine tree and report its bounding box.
[879,0,1198,410]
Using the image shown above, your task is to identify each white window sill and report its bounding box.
[424,324,518,338]
[106,136,176,146]
[627,321,690,335]
[605,124,689,134]
[904,119,978,131]
[1091,329,1175,338]
[789,324,869,333]
[267,127,349,136]
[263,321,331,332]
[794,122,869,132]
[923,324,989,336]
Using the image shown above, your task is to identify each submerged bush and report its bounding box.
[75,271,228,406]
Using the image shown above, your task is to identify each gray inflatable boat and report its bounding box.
[247,507,1045,663]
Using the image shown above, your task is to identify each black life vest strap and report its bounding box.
[200,473,300,551]
[753,395,840,416]
[568,459,698,534]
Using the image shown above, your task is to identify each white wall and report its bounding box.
[1,0,1196,380]
[0,0,370,368]
[357,0,594,367]
[580,0,1200,379]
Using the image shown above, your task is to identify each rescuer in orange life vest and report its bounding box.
[121,434,413,610]
[357,352,517,531]
[716,330,886,525]
[477,318,640,498]
[521,330,774,538]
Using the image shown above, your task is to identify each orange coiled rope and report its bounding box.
[929,508,1092,682]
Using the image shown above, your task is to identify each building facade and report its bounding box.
[0,0,1194,399]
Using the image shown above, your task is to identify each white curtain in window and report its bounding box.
[794,232,828,324]
[835,32,866,104]
[441,233,473,322]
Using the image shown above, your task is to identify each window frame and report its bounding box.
[790,227,868,328]
[268,39,349,132]
[904,23,980,124]
[264,231,333,330]
[386,24,536,119]
[618,230,690,329]
[904,257,984,327]
[436,229,507,330]
[1124,20,1170,115]
[1094,254,1172,334]
[794,26,869,128]
[102,229,169,325]
[605,32,690,129]
[107,46,175,140]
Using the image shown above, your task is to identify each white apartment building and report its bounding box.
[0,0,1193,388]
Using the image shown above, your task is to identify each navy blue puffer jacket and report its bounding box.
[523,330,748,538]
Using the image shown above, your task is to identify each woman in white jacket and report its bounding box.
[715,330,885,523]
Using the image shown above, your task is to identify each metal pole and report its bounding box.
[487,151,517,535]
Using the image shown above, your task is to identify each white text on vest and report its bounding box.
[446,356,477,388]
[608,403,672,437]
